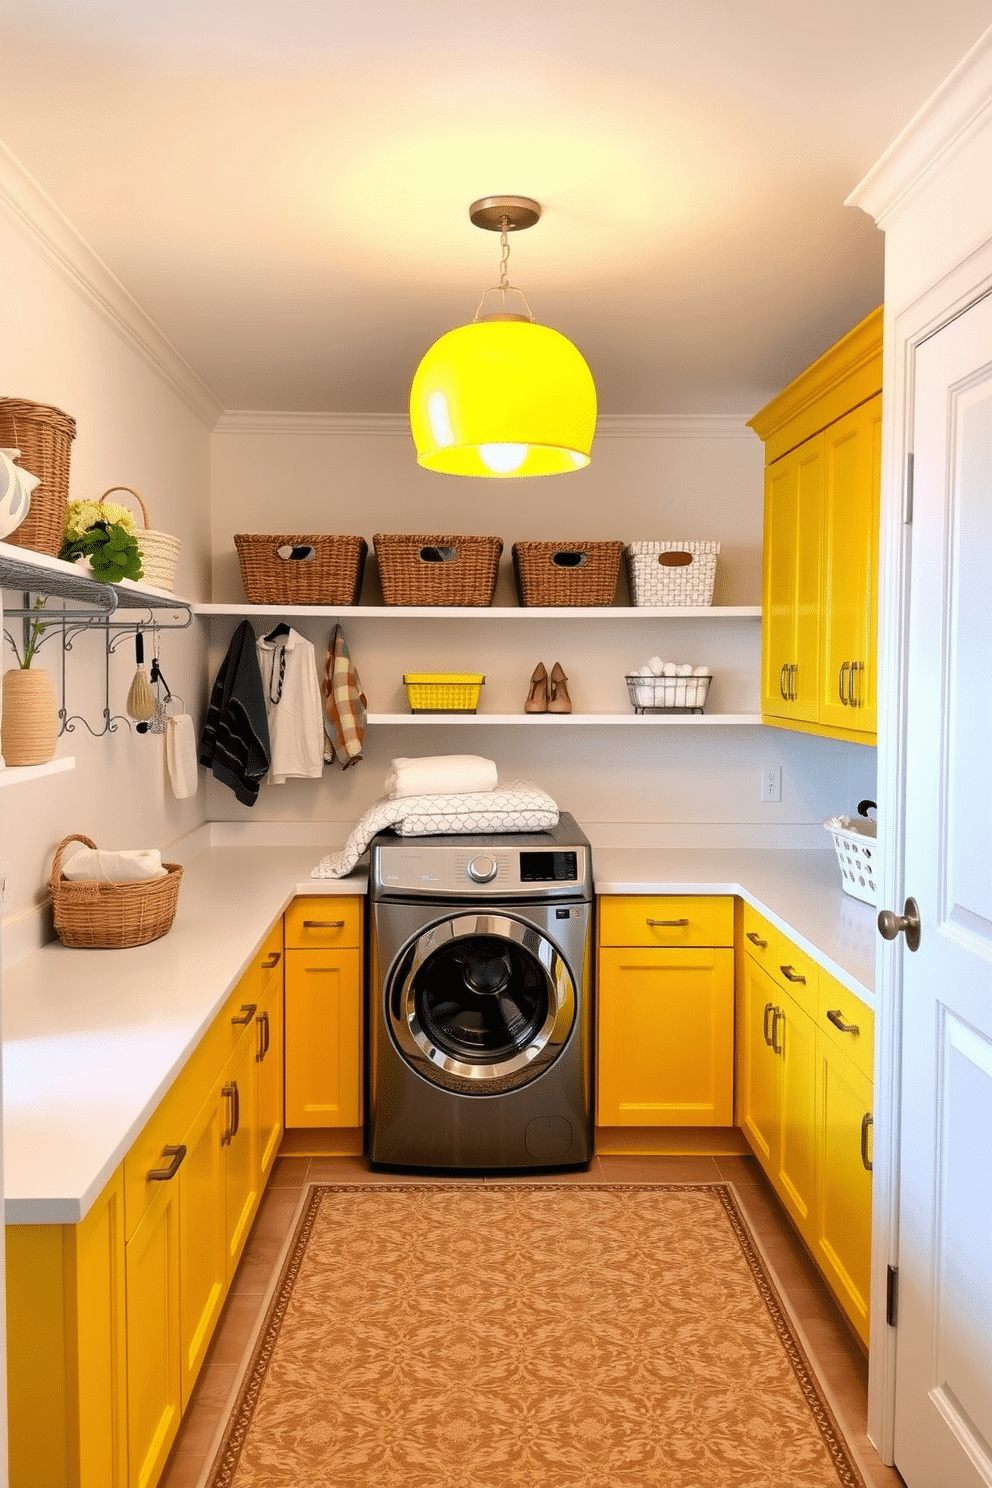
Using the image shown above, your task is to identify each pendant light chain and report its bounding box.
[499,215,511,310]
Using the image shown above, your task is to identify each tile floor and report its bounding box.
[159,1151,906,1488]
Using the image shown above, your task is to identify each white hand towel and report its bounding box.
[167,713,199,799]
[385,754,499,799]
[62,846,166,882]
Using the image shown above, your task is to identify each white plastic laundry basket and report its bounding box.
[824,808,878,905]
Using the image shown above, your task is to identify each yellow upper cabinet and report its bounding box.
[749,307,882,744]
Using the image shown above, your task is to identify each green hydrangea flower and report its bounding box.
[64,499,138,543]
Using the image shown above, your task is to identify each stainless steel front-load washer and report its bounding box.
[369,814,593,1169]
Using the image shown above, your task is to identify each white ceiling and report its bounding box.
[1,1,990,418]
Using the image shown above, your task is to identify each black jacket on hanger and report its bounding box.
[198,619,271,806]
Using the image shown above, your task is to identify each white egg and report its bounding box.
[661,662,678,676]
[677,663,693,676]
[648,655,664,675]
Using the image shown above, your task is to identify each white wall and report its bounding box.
[0,179,213,947]
[209,420,877,840]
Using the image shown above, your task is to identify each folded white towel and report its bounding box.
[385,754,498,799]
[61,846,167,882]
[167,714,199,799]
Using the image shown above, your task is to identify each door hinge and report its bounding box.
[903,451,914,525]
[886,1264,899,1326]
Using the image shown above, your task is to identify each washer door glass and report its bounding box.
[388,913,577,1095]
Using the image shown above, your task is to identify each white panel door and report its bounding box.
[894,291,992,1488]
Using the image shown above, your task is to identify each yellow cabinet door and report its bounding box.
[597,947,735,1126]
[818,394,882,736]
[178,1086,228,1408]
[125,1172,182,1488]
[762,435,823,723]
[221,1029,260,1281]
[255,968,285,1182]
[6,1167,128,1488]
[285,947,363,1128]
[815,1036,873,1345]
[738,955,780,1167]
[775,991,817,1243]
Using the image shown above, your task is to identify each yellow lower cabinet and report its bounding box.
[221,1026,261,1280]
[597,946,735,1126]
[285,945,363,1127]
[739,955,781,1168]
[126,1170,183,1488]
[255,968,285,1182]
[178,1086,228,1407]
[6,1167,127,1488]
[814,1033,873,1345]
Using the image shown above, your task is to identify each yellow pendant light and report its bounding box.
[410,196,597,478]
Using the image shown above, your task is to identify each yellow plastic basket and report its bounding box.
[403,673,485,713]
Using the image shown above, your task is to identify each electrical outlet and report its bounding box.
[760,766,782,803]
[0,860,10,904]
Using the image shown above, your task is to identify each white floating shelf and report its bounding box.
[196,604,761,620]
[0,757,76,788]
[366,713,763,726]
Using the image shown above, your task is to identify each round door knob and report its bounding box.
[877,897,921,952]
[467,855,497,884]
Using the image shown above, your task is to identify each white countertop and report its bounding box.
[2,848,366,1225]
[2,840,876,1226]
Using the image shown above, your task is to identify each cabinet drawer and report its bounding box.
[741,906,818,1017]
[598,896,733,948]
[284,896,362,950]
[817,971,874,1081]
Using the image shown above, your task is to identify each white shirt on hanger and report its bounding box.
[256,627,324,784]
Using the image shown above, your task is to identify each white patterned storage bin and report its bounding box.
[824,812,878,905]
[625,541,720,606]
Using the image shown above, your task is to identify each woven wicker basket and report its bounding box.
[403,673,486,712]
[374,534,502,606]
[98,487,181,591]
[234,533,367,605]
[625,541,720,606]
[0,398,76,556]
[50,833,183,949]
[512,540,624,606]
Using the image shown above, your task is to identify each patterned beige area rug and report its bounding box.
[204,1183,867,1488]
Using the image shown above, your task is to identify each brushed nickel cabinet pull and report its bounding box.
[261,951,282,970]
[861,1112,873,1171]
[763,1002,775,1046]
[256,1009,270,1063]
[779,965,806,984]
[826,1008,860,1035]
[231,1003,257,1026]
[838,661,850,704]
[147,1144,186,1182]
[303,919,346,929]
[746,931,768,949]
[771,1007,783,1056]
[646,918,690,928]
[222,1081,240,1145]
[779,664,789,701]
[788,663,798,702]
[849,660,862,706]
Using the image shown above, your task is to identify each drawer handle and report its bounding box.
[826,1008,860,1035]
[838,661,850,705]
[779,663,790,701]
[261,951,282,970]
[770,1007,783,1056]
[861,1112,873,1172]
[762,1002,775,1047]
[222,1081,240,1145]
[303,919,346,929]
[779,965,806,984]
[256,1008,270,1063]
[231,1002,257,1026]
[746,931,768,949]
[645,918,690,928]
[147,1144,186,1182]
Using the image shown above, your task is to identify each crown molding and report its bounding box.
[847,25,992,228]
[213,410,754,439]
[0,142,223,428]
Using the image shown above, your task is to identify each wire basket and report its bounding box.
[0,398,76,556]
[824,802,878,905]
[512,540,624,606]
[50,833,183,948]
[625,672,712,713]
[99,487,181,591]
[625,541,720,606]
[374,534,502,606]
[403,673,485,713]
[235,533,367,605]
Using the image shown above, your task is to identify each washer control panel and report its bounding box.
[373,841,589,897]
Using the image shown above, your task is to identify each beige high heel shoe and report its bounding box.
[525,662,549,713]
[548,662,572,713]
